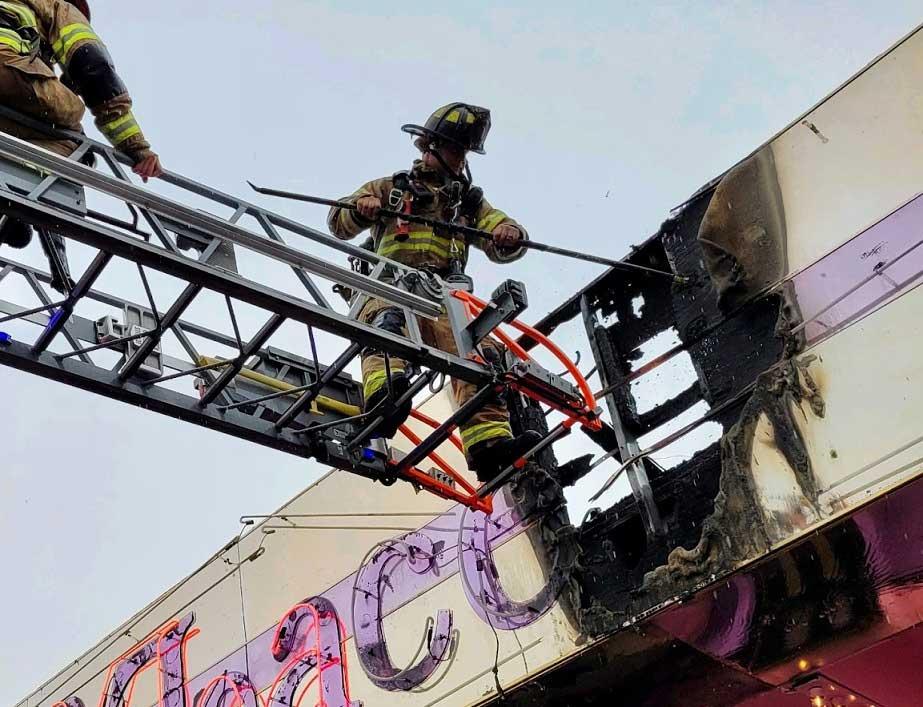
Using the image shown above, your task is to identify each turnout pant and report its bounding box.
[358,298,513,457]
[0,54,84,156]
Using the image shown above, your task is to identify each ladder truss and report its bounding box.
[0,109,600,511]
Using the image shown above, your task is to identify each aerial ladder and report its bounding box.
[0,106,605,514]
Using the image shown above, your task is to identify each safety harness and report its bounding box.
[377,151,485,291]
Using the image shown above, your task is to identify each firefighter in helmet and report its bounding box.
[328,102,541,482]
[0,0,162,290]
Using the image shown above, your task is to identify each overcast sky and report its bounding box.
[2,1,921,705]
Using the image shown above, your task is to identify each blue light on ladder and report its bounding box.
[46,308,65,330]
[0,332,11,345]
[362,448,377,462]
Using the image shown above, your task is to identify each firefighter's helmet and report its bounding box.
[402,103,491,155]
[69,1,91,20]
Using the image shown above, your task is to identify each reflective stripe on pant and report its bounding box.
[358,297,513,456]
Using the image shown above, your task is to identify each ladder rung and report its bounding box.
[0,131,440,318]
[200,313,286,406]
[119,284,201,381]
[394,384,499,475]
[32,251,112,355]
[275,343,361,430]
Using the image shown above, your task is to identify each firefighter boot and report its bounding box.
[364,373,414,439]
[0,217,33,248]
[38,230,75,294]
[468,430,544,484]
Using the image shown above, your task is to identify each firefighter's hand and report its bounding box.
[492,223,523,249]
[132,152,163,183]
[356,196,382,220]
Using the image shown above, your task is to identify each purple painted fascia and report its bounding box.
[792,193,923,345]
[185,494,530,699]
[653,472,923,667]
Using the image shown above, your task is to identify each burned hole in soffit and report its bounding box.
[570,156,803,636]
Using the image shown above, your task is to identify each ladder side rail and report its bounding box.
[0,190,489,384]
[253,211,331,309]
[97,150,179,252]
[0,254,359,397]
[0,106,422,274]
[0,131,440,318]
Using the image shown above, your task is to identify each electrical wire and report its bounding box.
[50,541,263,702]
[589,266,923,502]
[26,531,251,698]
[236,535,252,680]
[39,496,542,703]
[262,524,421,532]
[239,512,457,524]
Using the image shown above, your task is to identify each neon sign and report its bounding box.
[93,615,199,707]
[51,494,568,707]
[268,597,358,707]
[352,533,454,691]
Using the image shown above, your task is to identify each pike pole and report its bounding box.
[247,182,688,284]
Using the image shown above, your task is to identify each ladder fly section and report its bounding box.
[0,112,600,511]
[0,253,364,457]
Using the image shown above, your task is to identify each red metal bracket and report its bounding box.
[451,290,602,432]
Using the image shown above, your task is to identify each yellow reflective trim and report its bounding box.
[379,231,452,260]
[0,2,37,29]
[52,23,100,62]
[364,368,405,400]
[380,242,451,260]
[460,421,513,450]
[466,113,475,124]
[110,124,141,145]
[0,35,22,52]
[445,110,461,123]
[476,209,508,234]
[102,112,136,133]
[380,229,440,241]
[0,27,30,53]
[102,112,141,145]
[379,237,449,255]
[56,30,98,59]
[52,23,94,51]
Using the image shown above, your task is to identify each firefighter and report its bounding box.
[0,0,162,290]
[328,102,541,482]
